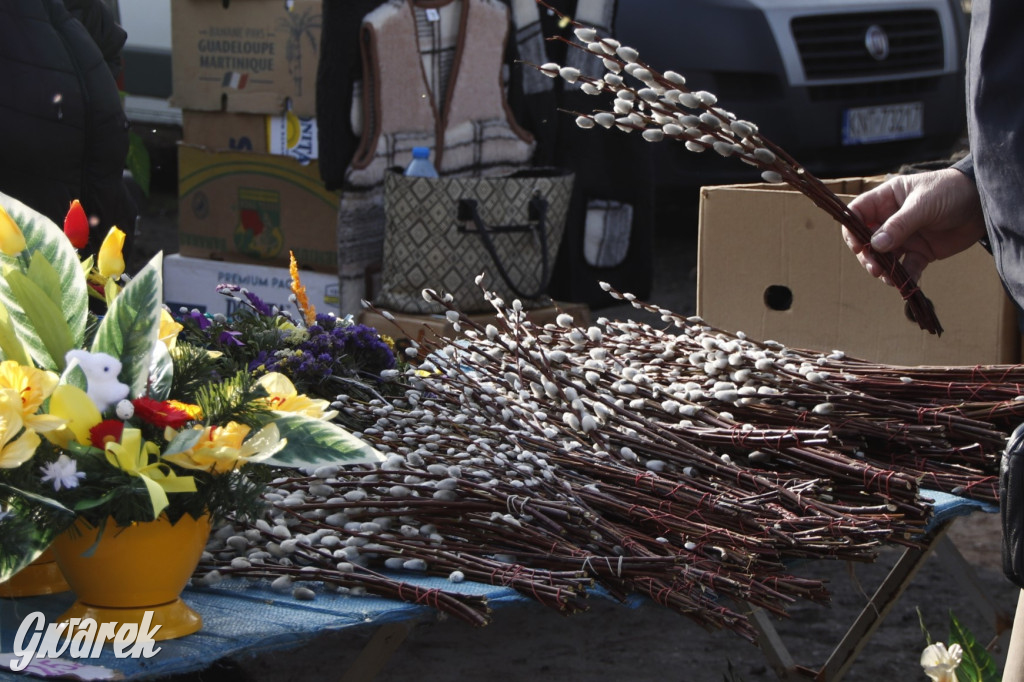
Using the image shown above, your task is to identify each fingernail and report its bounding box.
[870,232,892,251]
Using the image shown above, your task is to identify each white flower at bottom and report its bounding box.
[920,642,962,682]
[40,454,85,491]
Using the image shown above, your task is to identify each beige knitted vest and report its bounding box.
[345,0,535,187]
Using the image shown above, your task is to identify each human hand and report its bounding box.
[844,168,985,285]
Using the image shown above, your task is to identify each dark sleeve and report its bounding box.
[954,152,990,251]
[62,0,126,81]
[316,0,385,190]
[952,152,975,183]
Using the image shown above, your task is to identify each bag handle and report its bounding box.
[457,195,551,300]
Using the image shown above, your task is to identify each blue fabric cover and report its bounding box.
[0,490,994,680]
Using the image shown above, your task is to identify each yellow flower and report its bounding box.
[258,372,337,421]
[0,206,27,256]
[289,251,316,326]
[159,309,184,350]
[0,361,65,433]
[0,392,41,469]
[97,226,126,277]
[163,421,285,474]
[45,384,102,449]
[920,642,962,682]
[0,360,65,430]
[105,427,197,519]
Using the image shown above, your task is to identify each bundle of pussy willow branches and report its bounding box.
[196,287,1007,641]
[530,1,941,335]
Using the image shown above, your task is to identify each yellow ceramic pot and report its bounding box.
[51,513,212,640]
[0,549,70,598]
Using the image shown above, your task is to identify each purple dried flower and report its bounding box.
[218,330,244,347]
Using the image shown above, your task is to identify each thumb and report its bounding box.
[869,195,926,253]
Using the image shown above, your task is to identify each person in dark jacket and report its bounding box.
[843,0,1024,677]
[0,0,137,257]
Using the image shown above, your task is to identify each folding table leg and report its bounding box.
[748,522,952,682]
[816,523,950,681]
[933,534,1015,637]
[750,606,816,680]
[339,620,416,682]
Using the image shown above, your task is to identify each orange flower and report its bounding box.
[289,251,316,326]
[63,199,89,249]
[166,400,202,420]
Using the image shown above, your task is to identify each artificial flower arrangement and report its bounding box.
[169,257,401,432]
[0,191,384,582]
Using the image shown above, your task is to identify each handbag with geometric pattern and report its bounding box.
[375,167,574,314]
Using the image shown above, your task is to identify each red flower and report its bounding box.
[63,199,89,249]
[90,419,124,448]
[131,396,194,429]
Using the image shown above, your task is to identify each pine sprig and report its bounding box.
[194,370,273,429]
[169,342,223,403]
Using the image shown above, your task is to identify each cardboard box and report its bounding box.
[177,143,339,272]
[182,111,267,153]
[170,0,321,116]
[697,177,1019,366]
[359,302,592,347]
[182,110,319,161]
[164,253,339,318]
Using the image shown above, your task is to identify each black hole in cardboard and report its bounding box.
[764,285,793,311]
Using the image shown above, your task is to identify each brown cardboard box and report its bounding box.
[359,302,592,347]
[170,0,321,116]
[697,177,1019,366]
[181,111,268,153]
[177,143,339,273]
[181,110,319,161]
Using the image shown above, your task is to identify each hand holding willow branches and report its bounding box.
[845,168,986,285]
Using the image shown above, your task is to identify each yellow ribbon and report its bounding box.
[104,428,197,519]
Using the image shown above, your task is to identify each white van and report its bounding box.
[114,0,179,126]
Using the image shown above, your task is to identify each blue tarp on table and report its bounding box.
[0,490,996,680]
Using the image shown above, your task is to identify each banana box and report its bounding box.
[181,110,318,162]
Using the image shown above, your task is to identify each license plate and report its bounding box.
[842,102,923,145]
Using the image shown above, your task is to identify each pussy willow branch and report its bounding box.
[532,0,942,335]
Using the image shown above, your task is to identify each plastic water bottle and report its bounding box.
[404,146,439,178]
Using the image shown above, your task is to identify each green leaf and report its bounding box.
[163,427,204,456]
[27,250,64,309]
[92,252,163,399]
[72,489,120,511]
[917,606,934,646]
[0,512,51,582]
[126,132,151,198]
[263,413,385,468]
[5,269,76,370]
[148,339,174,401]
[0,484,74,583]
[0,301,31,365]
[0,483,74,515]
[949,611,1001,682]
[0,193,88,365]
